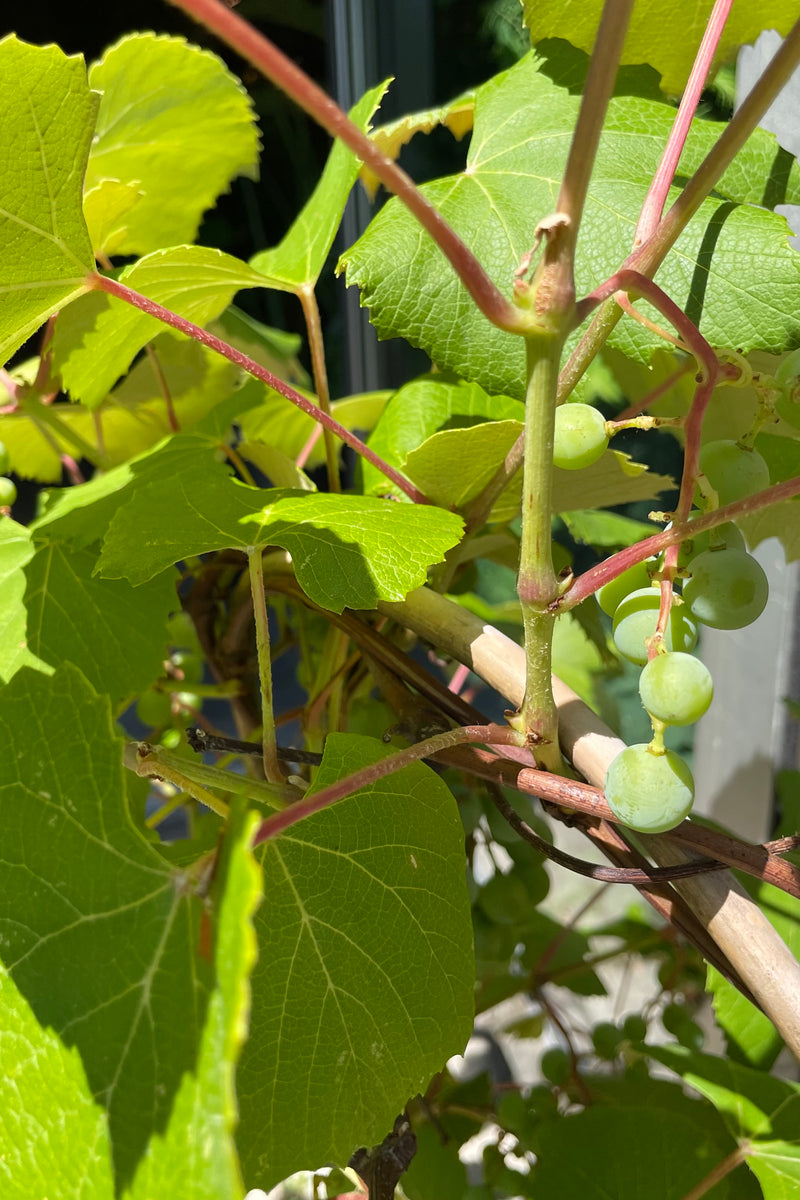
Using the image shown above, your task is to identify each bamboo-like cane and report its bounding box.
[380,585,800,1059]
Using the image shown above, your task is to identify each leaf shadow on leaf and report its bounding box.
[684,201,736,334]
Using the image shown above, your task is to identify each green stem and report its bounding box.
[123,741,297,811]
[298,284,339,492]
[248,546,283,784]
[517,336,562,767]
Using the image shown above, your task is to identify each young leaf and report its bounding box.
[97,470,465,612]
[124,807,262,1200]
[0,664,215,1188]
[0,36,95,366]
[521,1,800,94]
[250,81,389,291]
[85,33,260,256]
[342,55,800,399]
[0,965,115,1199]
[52,245,270,408]
[236,733,474,1189]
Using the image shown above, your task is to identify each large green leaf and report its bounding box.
[237,733,474,1188]
[0,964,115,1199]
[0,36,95,366]
[250,81,388,291]
[24,541,176,705]
[529,1104,738,1198]
[342,54,800,400]
[648,1045,800,1198]
[97,468,465,612]
[124,806,261,1200]
[521,1,800,94]
[0,803,260,1200]
[0,664,214,1188]
[85,33,260,256]
[52,246,269,408]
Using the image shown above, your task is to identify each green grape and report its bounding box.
[553,403,608,470]
[596,559,654,616]
[622,1014,648,1042]
[662,1002,703,1050]
[167,609,200,650]
[592,1021,623,1060]
[682,548,769,630]
[540,1047,571,1086]
[0,441,9,475]
[612,587,698,665]
[698,439,769,506]
[605,743,694,833]
[638,651,713,726]
[135,688,172,728]
[0,476,17,507]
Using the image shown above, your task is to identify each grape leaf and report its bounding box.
[360,93,475,199]
[1,335,246,483]
[237,733,474,1188]
[238,388,391,472]
[0,663,214,1188]
[0,36,95,366]
[362,374,525,497]
[24,541,177,704]
[342,55,800,400]
[647,1044,800,1197]
[29,390,265,548]
[529,1105,737,1198]
[83,180,143,258]
[0,804,260,1200]
[0,518,48,682]
[124,806,261,1200]
[521,0,800,94]
[0,965,115,1199]
[51,245,270,408]
[97,469,465,612]
[85,33,260,256]
[250,81,388,291]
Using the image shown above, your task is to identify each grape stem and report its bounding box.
[87,271,428,503]
[561,474,800,611]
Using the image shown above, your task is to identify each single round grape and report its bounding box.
[698,440,769,507]
[167,609,200,650]
[612,587,698,665]
[540,1047,571,1086]
[682,548,769,630]
[553,403,609,470]
[135,688,172,728]
[592,1022,623,1060]
[605,743,694,833]
[0,476,17,507]
[596,559,654,617]
[622,1014,648,1042]
[638,651,713,726]
[0,441,9,475]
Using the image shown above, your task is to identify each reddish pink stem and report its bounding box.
[634,0,734,245]
[253,724,523,845]
[563,475,800,610]
[167,0,525,334]
[88,272,428,503]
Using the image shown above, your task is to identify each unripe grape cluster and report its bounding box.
[0,441,15,509]
[597,439,771,834]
